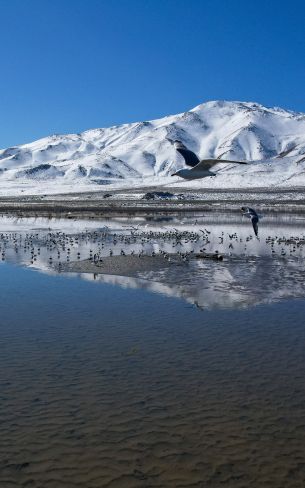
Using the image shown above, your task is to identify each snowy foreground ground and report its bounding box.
[1,100,305,196]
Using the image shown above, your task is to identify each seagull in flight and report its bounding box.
[241,207,259,237]
[171,141,248,180]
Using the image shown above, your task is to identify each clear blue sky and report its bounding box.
[1,0,305,148]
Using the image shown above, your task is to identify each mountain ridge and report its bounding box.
[1,100,305,195]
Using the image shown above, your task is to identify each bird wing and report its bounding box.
[176,145,200,167]
[251,216,259,236]
[248,207,259,218]
[174,140,248,170]
[190,159,248,172]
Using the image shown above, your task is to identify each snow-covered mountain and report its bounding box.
[1,100,305,195]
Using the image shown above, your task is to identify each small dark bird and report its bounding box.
[241,207,259,237]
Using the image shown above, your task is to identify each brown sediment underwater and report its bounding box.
[1,281,305,488]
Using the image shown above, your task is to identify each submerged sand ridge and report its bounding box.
[1,267,305,487]
[61,254,182,275]
[60,252,222,276]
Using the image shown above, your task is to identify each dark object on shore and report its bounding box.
[142,191,174,200]
[103,193,112,199]
[195,251,223,261]
[241,206,259,236]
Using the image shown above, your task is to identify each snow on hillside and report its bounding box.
[1,100,305,195]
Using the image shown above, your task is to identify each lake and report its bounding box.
[1,213,305,487]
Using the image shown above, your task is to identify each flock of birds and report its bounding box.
[0,211,304,272]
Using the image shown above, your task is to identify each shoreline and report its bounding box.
[1,187,305,218]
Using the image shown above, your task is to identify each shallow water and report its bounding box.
[1,214,305,487]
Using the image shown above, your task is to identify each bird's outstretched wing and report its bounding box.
[191,159,248,172]
[175,143,200,167]
[174,140,247,170]
[251,216,259,236]
[247,207,259,218]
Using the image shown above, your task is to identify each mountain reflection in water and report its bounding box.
[0,213,305,309]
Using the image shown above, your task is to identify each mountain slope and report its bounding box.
[1,100,305,195]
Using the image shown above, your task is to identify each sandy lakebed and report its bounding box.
[1,192,305,487]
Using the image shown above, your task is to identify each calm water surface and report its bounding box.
[1,214,305,487]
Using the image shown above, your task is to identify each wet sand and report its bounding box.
[61,254,180,276]
[60,253,222,278]
[60,254,224,286]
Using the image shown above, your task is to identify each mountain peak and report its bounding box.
[1,100,305,194]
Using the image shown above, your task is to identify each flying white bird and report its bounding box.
[171,141,248,180]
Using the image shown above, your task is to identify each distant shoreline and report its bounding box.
[1,187,305,218]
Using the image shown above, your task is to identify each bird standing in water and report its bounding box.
[241,207,259,237]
